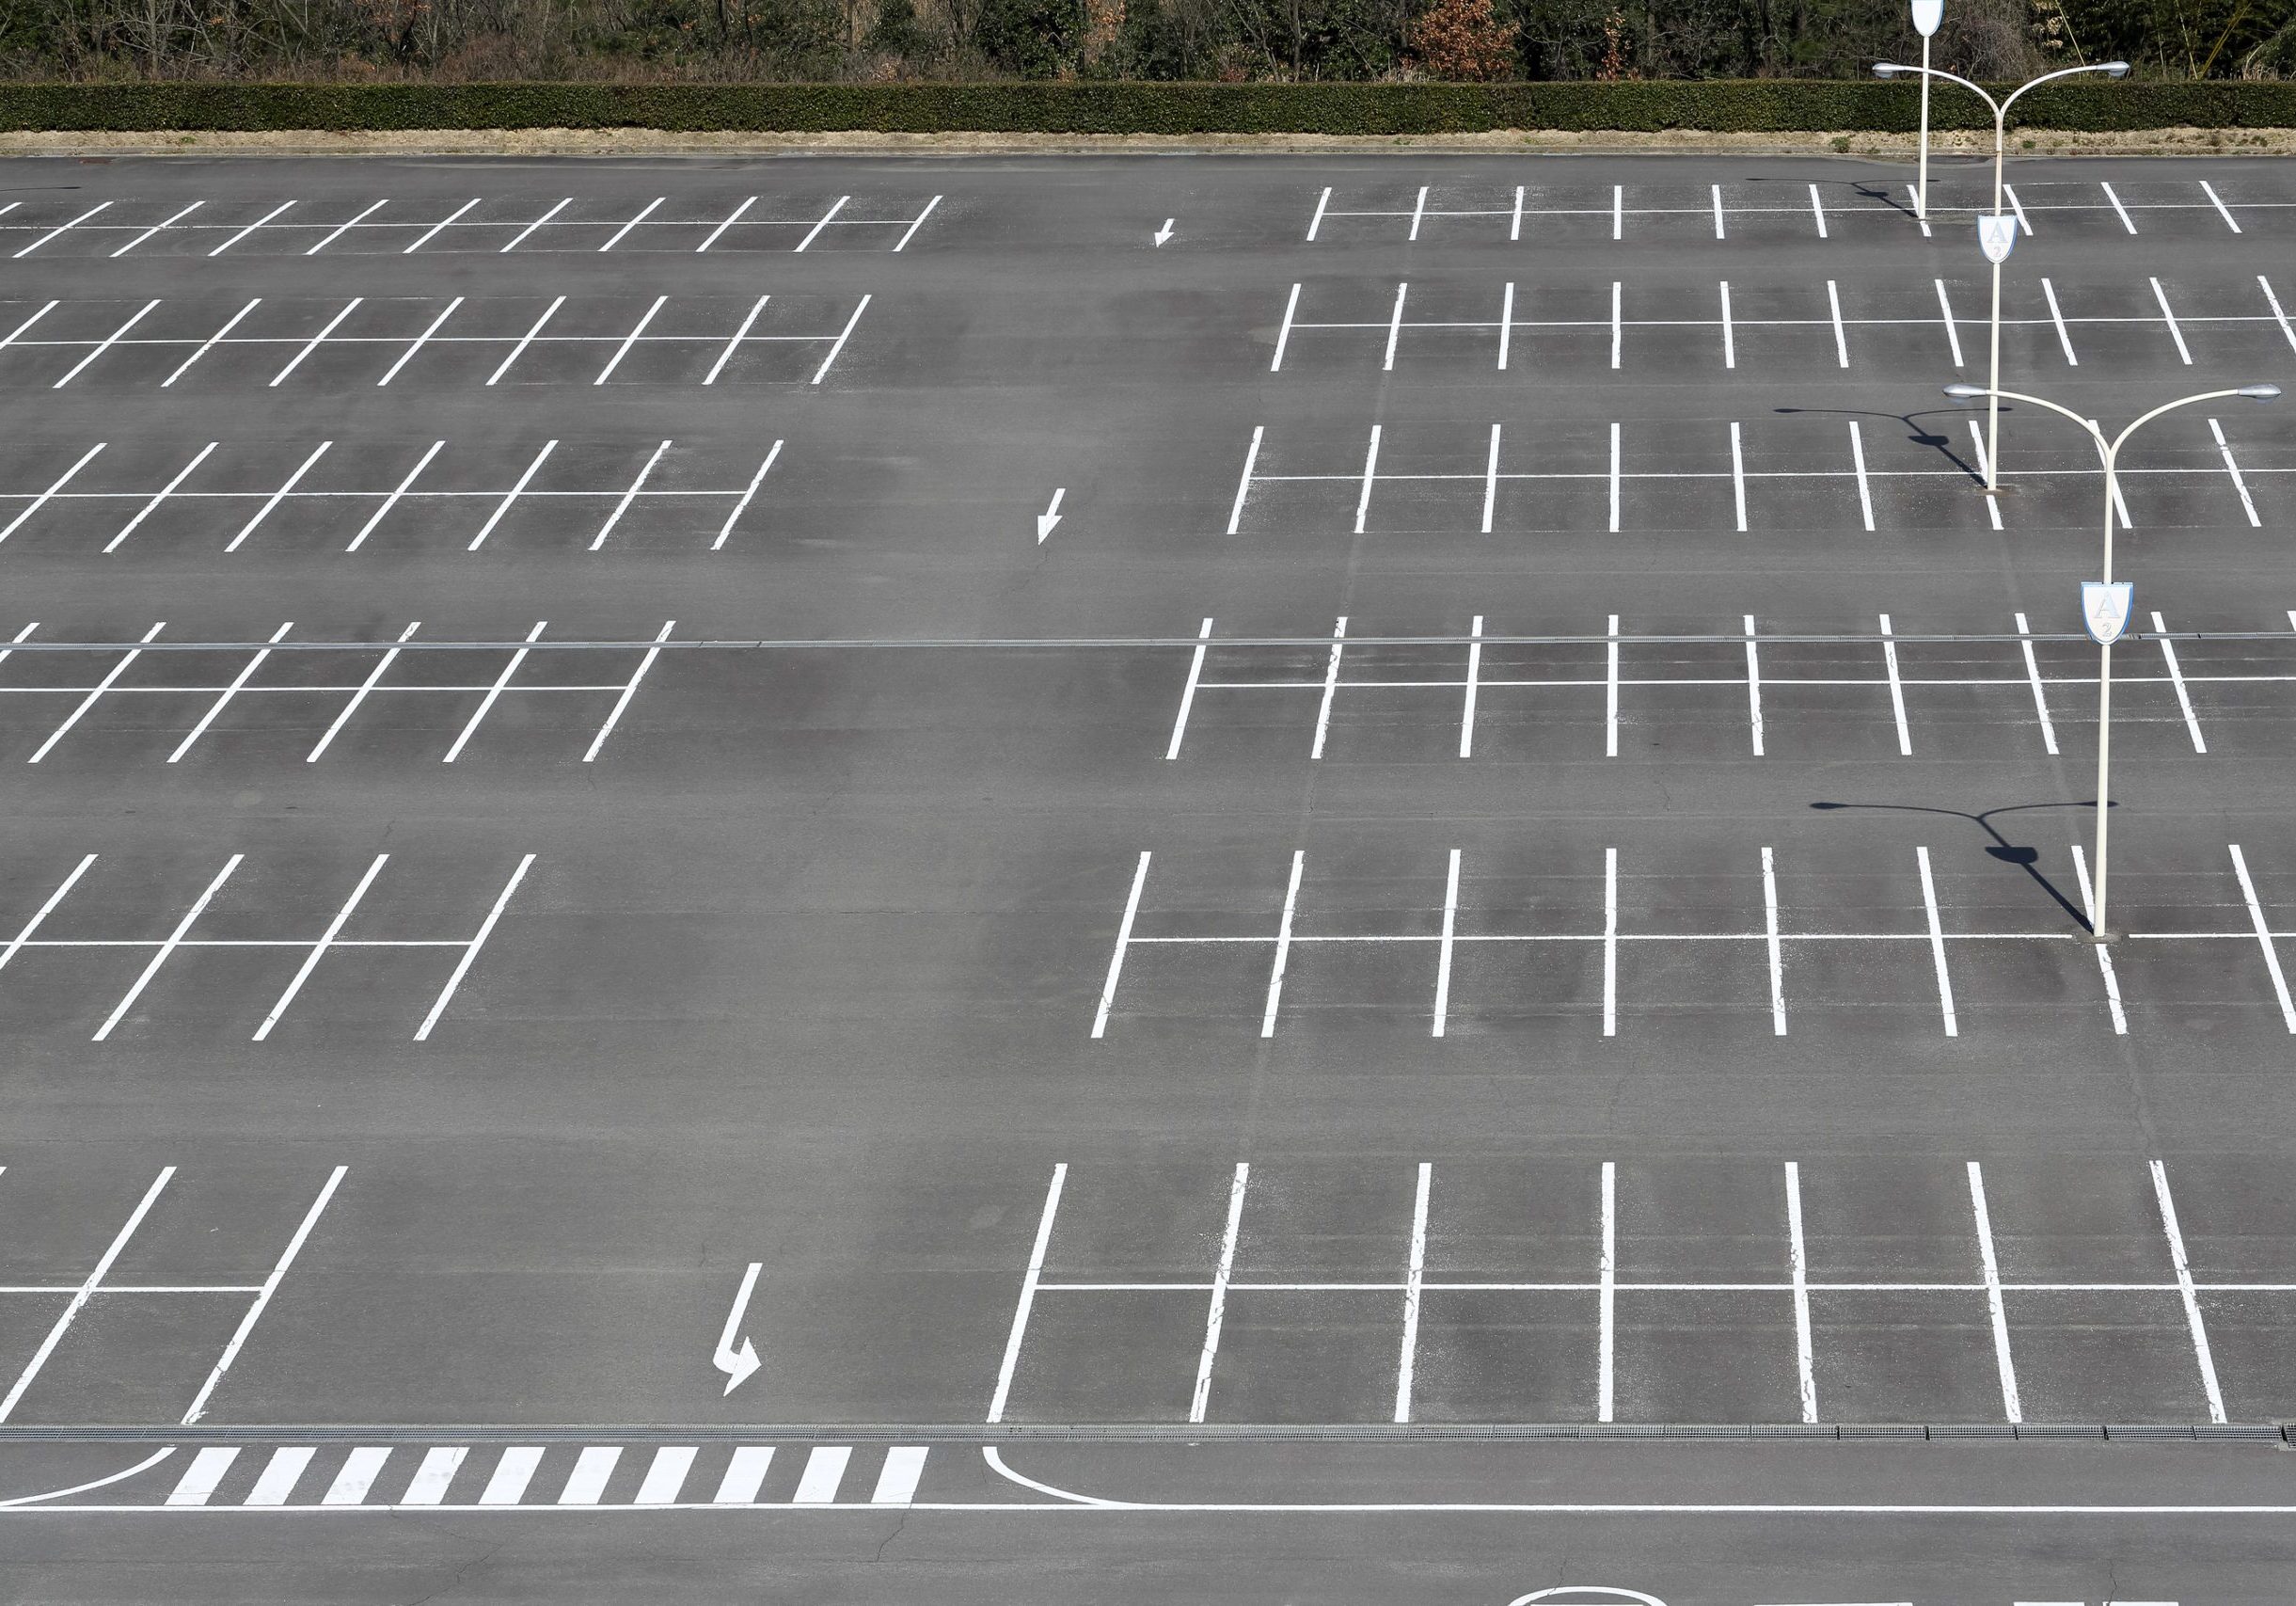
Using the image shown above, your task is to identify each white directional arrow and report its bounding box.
[1037,487,1066,543]
[1153,219,1175,246]
[712,1261,763,1395]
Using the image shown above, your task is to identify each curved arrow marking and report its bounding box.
[713,1262,764,1395]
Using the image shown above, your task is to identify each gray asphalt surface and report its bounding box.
[0,150,2292,1603]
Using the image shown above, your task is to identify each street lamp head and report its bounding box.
[2101,59,2130,76]
[2237,383,2283,401]
[1873,61,1907,77]
[1942,383,1987,401]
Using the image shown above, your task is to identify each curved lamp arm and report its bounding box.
[1999,60,2131,120]
[1944,383,2278,462]
[1876,62,1997,118]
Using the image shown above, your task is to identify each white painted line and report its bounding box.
[2150,611,2206,752]
[2149,1161,2226,1424]
[0,300,56,360]
[1407,185,1428,242]
[1763,846,1785,1036]
[1271,283,1300,372]
[2003,183,2033,233]
[210,200,295,256]
[268,298,362,387]
[810,295,869,385]
[1165,621,1214,761]
[2041,279,2079,365]
[1848,421,1875,532]
[582,621,675,762]
[2069,844,2127,1032]
[1459,615,1483,757]
[873,1447,929,1505]
[1496,281,1513,371]
[1191,1163,1250,1423]
[479,1448,544,1505]
[1091,854,1151,1039]
[0,1167,174,1420]
[1878,614,1911,755]
[104,441,215,553]
[594,296,667,385]
[0,443,106,545]
[324,1449,391,1506]
[309,623,420,759]
[246,1447,315,1505]
[558,1447,621,1505]
[404,198,478,253]
[2209,419,2261,527]
[486,295,565,386]
[1967,1161,2023,1423]
[346,444,442,550]
[2101,181,2137,233]
[252,855,388,1042]
[15,200,112,258]
[789,192,855,253]
[1611,184,1623,240]
[1809,183,1828,238]
[444,622,547,762]
[1730,421,1748,531]
[1916,846,1957,1038]
[1353,429,1381,535]
[2201,179,2241,232]
[1784,1161,1816,1423]
[170,622,293,760]
[1432,851,1461,1039]
[0,854,94,976]
[403,1447,467,1505]
[1826,280,1847,368]
[376,296,462,387]
[1597,1161,1617,1421]
[412,853,536,1042]
[469,440,557,550]
[712,439,782,549]
[892,195,942,252]
[2261,276,2296,354]
[30,622,165,763]
[2227,843,2296,1032]
[161,297,259,388]
[1259,851,1306,1039]
[166,1447,238,1506]
[714,1447,774,1503]
[226,442,331,552]
[635,1447,697,1504]
[1600,847,1620,1036]
[2014,612,2059,755]
[1394,1161,1433,1422]
[1382,281,1407,371]
[1967,422,2005,531]
[590,439,673,548]
[499,198,570,253]
[1935,279,1965,368]
[307,199,387,255]
[988,1164,1067,1422]
[599,197,665,252]
[113,200,204,258]
[1306,186,1331,242]
[1605,615,1621,758]
[53,299,159,389]
[1608,422,1622,533]
[182,1157,344,1422]
[794,1446,851,1504]
[1718,280,1735,369]
[1610,280,1622,369]
[1743,615,1764,755]
[1481,424,1501,533]
[1227,426,1262,535]
[1309,617,1348,759]
[1711,183,1726,238]
[697,196,758,253]
[2150,278,2193,364]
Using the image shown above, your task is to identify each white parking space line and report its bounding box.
[795,195,850,252]
[2015,612,2060,754]
[2003,184,2033,233]
[92,857,244,1042]
[170,622,293,761]
[411,853,537,1042]
[2042,279,2079,364]
[1432,851,1462,1039]
[594,295,668,385]
[2150,278,2193,364]
[1743,616,1764,755]
[598,198,665,252]
[0,854,97,976]
[1608,422,1621,532]
[252,857,389,1042]
[1496,282,1513,370]
[1784,1161,1816,1423]
[893,194,943,251]
[1808,183,1828,238]
[1610,280,1622,369]
[1877,614,1911,755]
[2261,275,2296,353]
[470,440,558,550]
[485,295,566,385]
[1846,422,1876,532]
[107,441,216,552]
[1711,184,1725,238]
[30,621,165,762]
[1718,280,1734,368]
[442,622,547,761]
[703,294,772,386]
[226,442,332,551]
[0,300,56,361]
[161,297,260,388]
[2202,180,2241,232]
[1606,615,1621,758]
[1091,854,1152,1040]
[590,440,673,547]
[1310,617,1348,759]
[1353,429,1381,535]
[268,297,363,387]
[499,198,571,253]
[1393,1162,1432,1422]
[1762,846,1785,1036]
[2101,181,2138,233]
[1481,425,1502,531]
[112,200,204,258]
[53,299,159,388]
[2150,612,2208,752]
[307,623,420,759]
[1306,186,1331,242]
[0,1167,173,1420]
[2150,1161,2226,1424]
[987,1164,1067,1422]
[713,440,782,549]
[582,620,676,762]
[1915,846,1957,1038]
[308,199,388,255]
[2209,419,2262,527]
[1407,185,1428,242]
[1270,282,1300,372]
[0,443,106,545]
[2226,843,2296,1033]
[1965,423,2004,530]
[1259,851,1306,1039]
[1967,1162,2023,1423]
[210,200,297,256]
[345,443,444,550]
[404,199,478,253]
[810,294,871,385]
[1935,279,1966,368]
[696,196,758,253]
[2070,845,2126,1032]
[1611,184,1623,240]
[1381,282,1407,370]
[1730,422,1749,531]
[1458,616,1483,757]
[1191,1163,1249,1423]
[15,201,113,258]
[1826,280,1847,367]
[1602,848,1619,1035]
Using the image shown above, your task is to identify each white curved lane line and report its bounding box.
[0,1447,175,1507]
[980,1447,1134,1508]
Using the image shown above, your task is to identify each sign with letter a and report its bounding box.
[2082,580,2133,644]
[1978,214,2018,263]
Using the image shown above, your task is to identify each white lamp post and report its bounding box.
[1908,0,1943,221]
[1942,380,2283,942]
[1877,59,2130,492]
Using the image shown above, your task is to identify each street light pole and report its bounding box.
[1942,381,2282,941]
[1909,0,1942,221]
[1877,60,2130,490]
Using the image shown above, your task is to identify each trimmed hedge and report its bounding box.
[1,80,2294,135]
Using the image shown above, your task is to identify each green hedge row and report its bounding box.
[2,79,2294,135]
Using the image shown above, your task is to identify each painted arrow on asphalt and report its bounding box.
[712,1261,764,1395]
[1037,488,1066,543]
[1153,219,1175,246]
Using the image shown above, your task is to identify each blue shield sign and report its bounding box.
[1978,214,2018,263]
[2082,580,2133,644]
